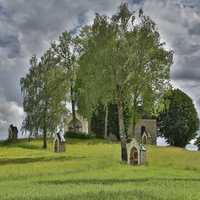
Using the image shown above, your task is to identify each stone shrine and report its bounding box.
[53,133,66,153]
[127,138,146,166]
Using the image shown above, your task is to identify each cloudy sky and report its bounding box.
[0,0,200,140]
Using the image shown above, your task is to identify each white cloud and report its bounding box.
[0,94,24,140]
[0,0,200,140]
[140,0,200,116]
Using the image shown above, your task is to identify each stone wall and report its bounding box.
[64,111,88,134]
[130,119,157,145]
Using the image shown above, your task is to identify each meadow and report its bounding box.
[0,138,200,200]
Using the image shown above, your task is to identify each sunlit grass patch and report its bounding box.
[0,138,199,199]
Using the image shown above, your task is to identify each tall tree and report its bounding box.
[20,49,69,149]
[194,136,200,151]
[51,31,79,132]
[77,3,173,161]
[157,89,199,147]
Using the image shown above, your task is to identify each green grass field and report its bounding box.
[0,138,200,200]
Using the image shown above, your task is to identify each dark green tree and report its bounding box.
[91,103,132,140]
[20,49,70,149]
[157,89,199,147]
[194,136,200,151]
[91,105,105,139]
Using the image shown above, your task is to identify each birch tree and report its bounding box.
[20,49,69,149]
[52,31,79,132]
[78,3,173,161]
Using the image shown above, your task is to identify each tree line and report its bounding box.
[20,3,199,160]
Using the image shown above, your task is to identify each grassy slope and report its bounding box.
[0,138,199,200]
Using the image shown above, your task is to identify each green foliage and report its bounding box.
[158,89,199,147]
[64,131,95,139]
[194,136,200,151]
[91,103,133,140]
[0,139,200,199]
[20,49,70,148]
[52,31,80,132]
[77,3,173,161]
[126,135,135,143]
[91,105,106,139]
[107,104,119,139]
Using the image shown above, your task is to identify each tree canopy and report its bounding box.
[194,136,200,151]
[52,31,80,132]
[20,3,173,159]
[77,3,173,160]
[157,88,199,147]
[20,49,70,149]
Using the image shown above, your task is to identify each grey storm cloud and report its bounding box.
[0,35,20,58]
[172,66,200,81]
[0,0,200,140]
[188,22,200,36]
[0,0,125,139]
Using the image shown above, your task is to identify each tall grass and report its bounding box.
[0,139,199,199]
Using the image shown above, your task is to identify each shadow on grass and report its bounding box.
[66,138,117,145]
[37,177,150,186]
[0,138,59,151]
[0,155,86,165]
[0,139,43,150]
[37,177,200,186]
[5,189,163,200]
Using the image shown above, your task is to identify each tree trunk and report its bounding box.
[43,129,47,149]
[132,103,136,137]
[71,86,76,132]
[88,116,91,133]
[104,105,108,139]
[132,98,138,137]
[43,101,47,149]
[42,121,47,149]
[116,85,127,161]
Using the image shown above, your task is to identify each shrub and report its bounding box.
[64,131,96,139]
